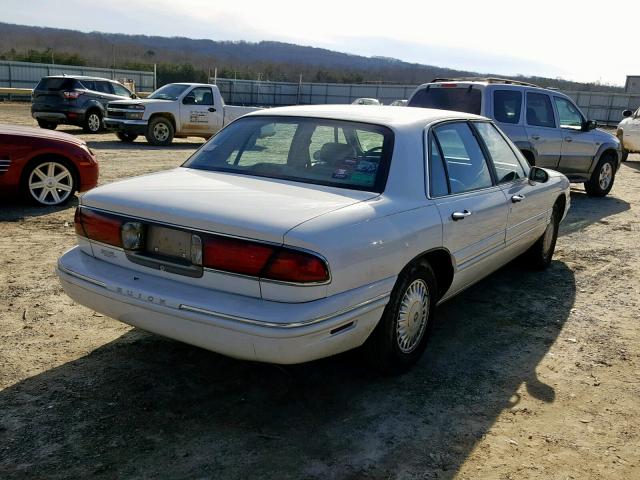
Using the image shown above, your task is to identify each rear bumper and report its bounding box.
[32,106,86,125]
[104,118,148,136]
[56,247,389,364]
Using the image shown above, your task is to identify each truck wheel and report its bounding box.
[117,132,138,143]
[37,120,57,130]
[146,117,174,146]
[83,110,103,133]
[363,260,437,374]
[584,153,616,197]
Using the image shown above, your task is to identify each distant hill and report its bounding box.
[0,22,623,92]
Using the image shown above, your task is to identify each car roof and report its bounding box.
[43,75,118,82]
[246,105,487,129]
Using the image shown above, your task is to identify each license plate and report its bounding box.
[145,226,192,260]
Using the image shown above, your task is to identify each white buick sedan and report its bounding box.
[57,105,570,371]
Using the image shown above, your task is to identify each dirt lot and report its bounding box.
[1,102,639,479]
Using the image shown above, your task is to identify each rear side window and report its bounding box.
[433,122,493,194]
[408,87,481,115]
[526,92,555,128]
[79,80,96,90]
[94,81,113,94]
[493,90,522,124]
[34,78,78,91]
[428,137,449,197]
[474,122,526,183]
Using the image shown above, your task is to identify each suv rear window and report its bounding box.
[184,116,394,193]
[34,78,79,91]
[408,86,481,115]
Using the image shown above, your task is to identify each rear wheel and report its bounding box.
[364,261,437,373]
[37,119,57,130]
[24,159,76,206]
[584,154,616,197]
[83,110,103,133]
[117,132,138,143]
[146,117,174,146]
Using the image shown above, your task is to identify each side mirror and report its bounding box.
[529,166,549,184]
[130,93,138,99]
[623,109,633,118]
[583,119,598,131]
[183,96,195,105]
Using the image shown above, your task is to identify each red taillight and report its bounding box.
[74,208,123,247]
[63,90,82,100]
[202,236,274,276]
[440,83,458,88]
[201,235,329,283]
[264,250,329,283]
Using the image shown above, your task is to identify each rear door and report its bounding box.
[553,96,598,175]
[473,121,547,249]
[179,86,221,135]
[428,121,508,292]
[524,91,563,169]
[93,81,121,108]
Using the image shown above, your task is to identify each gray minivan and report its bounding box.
[31,76,135,133]
[408,78,621,196]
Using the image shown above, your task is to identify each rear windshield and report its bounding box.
[148,84,189,100]
[34,78,79,91]
[184,116,394,193]
[408,86,482,114]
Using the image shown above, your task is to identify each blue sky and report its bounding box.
[1,0,634,85]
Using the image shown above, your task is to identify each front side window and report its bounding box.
[493,90,522,124]
[474,122,526,183]
[432,122,493,194]
[553,97,584,129]
[526,92,555,128]
[112,83,131,97]
[408,87,482,115]
[183,87,214,106]
[184,116,393,192]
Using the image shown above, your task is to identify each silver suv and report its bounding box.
[408,78,621,197]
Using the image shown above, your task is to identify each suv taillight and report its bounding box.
[74,208,123,247]
[63,90,83,100]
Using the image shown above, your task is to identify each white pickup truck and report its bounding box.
[104,83,260,145]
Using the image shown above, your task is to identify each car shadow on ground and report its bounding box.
[0,260,575,479]
[0,197,77,222]
[560,189,631,237]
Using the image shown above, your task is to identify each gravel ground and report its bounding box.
[0,102,639,479]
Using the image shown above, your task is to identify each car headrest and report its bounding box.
[313,142,356,165]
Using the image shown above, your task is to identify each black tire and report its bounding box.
[37,119,57,130]
[522,203,560,270]
[83,110,103,133]
[117,132,138,143]
[620,148,629,162]
[584,154,616,197]
[363,261,437,373]
[145,117,174,146]
[23,158,76,206]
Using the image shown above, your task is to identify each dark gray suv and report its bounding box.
[31,76,135,133]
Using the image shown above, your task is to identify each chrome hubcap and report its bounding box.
[28,162,73,205]
[598,162,613,190]
[153,122,169,141]
[396,279,429,353]
[87,114,100,132]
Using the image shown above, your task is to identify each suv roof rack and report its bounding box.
[431,77,541,88]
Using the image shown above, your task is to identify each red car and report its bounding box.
[0,124,99,206]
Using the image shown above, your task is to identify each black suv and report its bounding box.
[31,76,136,133]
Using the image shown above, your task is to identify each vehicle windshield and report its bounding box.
[184,116,394,193]
[148,84,189,100]
[408,86,482,114]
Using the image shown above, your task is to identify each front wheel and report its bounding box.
[363,261,437,373]
[145,117,174,146]
[24,159,76,206]
[522,204,560,270]
[584,154,616,197]
[117,132,138,143]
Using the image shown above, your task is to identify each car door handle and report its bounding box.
[531,135,540,140]
[451,210,472,221]
[208,107,216,112]
[564,137,573,142]
[511,194,525,203]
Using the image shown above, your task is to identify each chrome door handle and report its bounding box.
[511,194,525,203]
[451,210,472,221]
[564,137,573,142]
[531,135,540,140]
